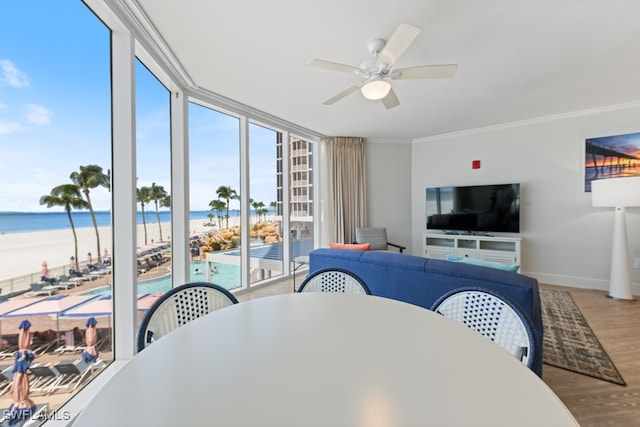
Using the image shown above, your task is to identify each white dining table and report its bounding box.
[74,293,578,426]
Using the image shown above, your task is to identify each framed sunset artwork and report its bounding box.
[584,132,640,192]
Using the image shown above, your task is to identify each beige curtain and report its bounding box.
[320,137,367,245]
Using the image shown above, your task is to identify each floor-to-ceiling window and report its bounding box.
[289,136,315,261]
[1,0,322,421]
[0,0,112,418]
[188,102,241,290]
[134,59,172,328]
[248,123,282,283]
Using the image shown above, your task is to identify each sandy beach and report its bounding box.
[0,218,229,283]
[0,217,228,415]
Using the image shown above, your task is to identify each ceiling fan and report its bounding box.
[308,24,457,109]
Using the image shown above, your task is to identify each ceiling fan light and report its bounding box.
[361,80,391,100]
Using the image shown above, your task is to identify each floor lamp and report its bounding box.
[591,176,640,300]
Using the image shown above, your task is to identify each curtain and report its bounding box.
[320,137,367,245]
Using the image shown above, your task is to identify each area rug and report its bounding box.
[540,288,626,386]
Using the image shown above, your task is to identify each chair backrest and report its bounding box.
[297,268,371,295]
[355,227,388,250]
[431,287,536,369]
[137,282,238,351]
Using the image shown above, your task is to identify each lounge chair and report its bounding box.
[54,330,83,354]
[78,268,98,281]
[94,328,111,352]
[32,336,63,357]
[52,275,76,290]
[26,282,58,297]
[52,359,97,391]
[29,364,65,395]
[0,334,18,359]
[0,365,13,397]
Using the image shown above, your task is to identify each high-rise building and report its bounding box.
[275,136,313,228]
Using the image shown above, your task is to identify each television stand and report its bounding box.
[423,233,522,269]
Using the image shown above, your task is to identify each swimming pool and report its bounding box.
[84,261,241,296]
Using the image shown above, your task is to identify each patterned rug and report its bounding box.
[540,288,626,385]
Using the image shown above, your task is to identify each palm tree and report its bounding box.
[70,164,110,263]
[257,207,269,222]
[216,185,239,229]
[256,201,266,222]
[160,194,171,210]
[149,183,168,241]
[250,199,265,224]
[39,184,89,267]
[270,201,277,218]
[137,186,152,245]
[249,198,257,225]
[209,199,226,229]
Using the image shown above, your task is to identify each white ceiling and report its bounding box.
[129,0,640,140]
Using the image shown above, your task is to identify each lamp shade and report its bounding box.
[591,176,640,207]
[361,79,391,100]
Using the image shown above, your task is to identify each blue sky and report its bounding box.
[0,1,277,212]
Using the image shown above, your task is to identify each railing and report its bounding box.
[0,262,95,298]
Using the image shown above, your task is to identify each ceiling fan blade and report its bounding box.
[393,64,458,80]
[307,59,364,74]
[381,88,400,110]
[323,84,361,105]
[377,24,421,68]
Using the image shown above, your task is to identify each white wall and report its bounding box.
[364,138,413,251]
[409,102,640,293]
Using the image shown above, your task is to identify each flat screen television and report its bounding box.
[426,183,520,234]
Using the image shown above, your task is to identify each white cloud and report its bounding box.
[0,59,30,88]
[0,120,23,134]
[24,104,53,126]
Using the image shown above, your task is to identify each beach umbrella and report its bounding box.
[40,261,48,280]
[60,295,149,352]
[7,320,36,425]
[69,255,77,276]
[60,297,112,354]
[0,297,48,344]
[81,317,99,363]
[3,295,99,340]
[136,293,164,311]
[102,248,111,265]
[60,296,113,318]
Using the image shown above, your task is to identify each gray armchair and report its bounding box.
[355,227,406,253]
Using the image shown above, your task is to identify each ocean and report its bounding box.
[0,210,236,234]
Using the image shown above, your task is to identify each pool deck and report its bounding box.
[0,275,296,421]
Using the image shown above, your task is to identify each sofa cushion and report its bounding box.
[445,254,520,272]
[329,242,371,250]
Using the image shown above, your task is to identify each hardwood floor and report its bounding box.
[239,277,640,425]
[540,284,640,426]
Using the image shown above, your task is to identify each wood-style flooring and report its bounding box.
[540,284,640,426]
[238,277,640,426]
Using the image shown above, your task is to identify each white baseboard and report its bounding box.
[524,270,640,296]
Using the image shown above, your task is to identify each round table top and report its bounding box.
[75,293,577,426]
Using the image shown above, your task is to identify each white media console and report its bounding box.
[423,233,522,267]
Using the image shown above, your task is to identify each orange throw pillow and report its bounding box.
[329,242,371,250]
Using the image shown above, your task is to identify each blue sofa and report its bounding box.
[308,248,543,376]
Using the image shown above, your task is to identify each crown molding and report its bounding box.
[107,0,196,89]
[413,100,640,144]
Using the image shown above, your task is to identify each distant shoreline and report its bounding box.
[0,210,242,234]
[0,218,227,283]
